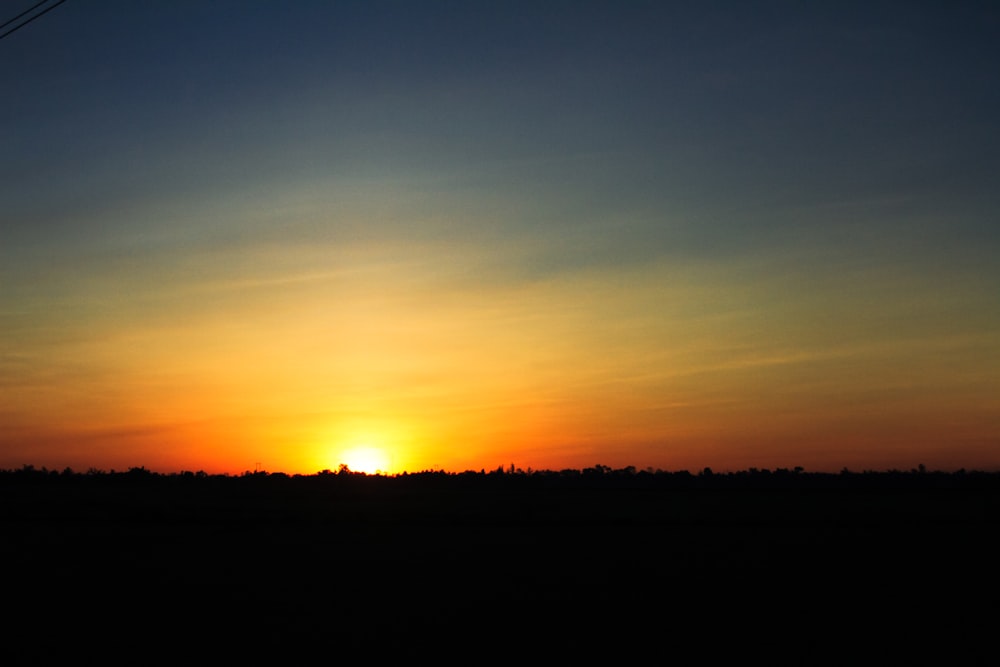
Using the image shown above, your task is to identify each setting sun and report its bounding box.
[339,446,392,475]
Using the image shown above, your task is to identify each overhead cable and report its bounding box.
[0,0,68,41]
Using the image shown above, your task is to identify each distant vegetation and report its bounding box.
[3,461,998,490]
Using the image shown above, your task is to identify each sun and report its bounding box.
[340,445,391,475]
[322,422,411,474]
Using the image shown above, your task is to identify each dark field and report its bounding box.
[3,467,998,660]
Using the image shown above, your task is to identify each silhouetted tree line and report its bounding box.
[3,462,998,491]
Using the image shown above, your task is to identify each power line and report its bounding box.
[0,0,50,31]
[0,0,68,41]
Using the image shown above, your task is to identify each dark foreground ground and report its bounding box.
[2,467,998,660]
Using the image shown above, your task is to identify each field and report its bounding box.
[3,467,997,660]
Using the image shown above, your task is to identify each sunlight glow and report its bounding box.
[339,445,392,475]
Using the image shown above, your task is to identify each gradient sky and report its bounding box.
[3,1,998,474]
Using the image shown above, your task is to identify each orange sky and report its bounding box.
[4,243,997,474]
[3,4,998,474]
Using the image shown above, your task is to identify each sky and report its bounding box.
[2,1,998,474]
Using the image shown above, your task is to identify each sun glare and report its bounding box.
[340,445,391,475]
